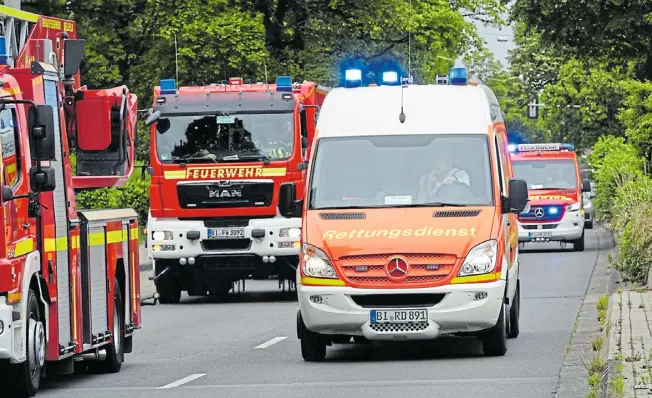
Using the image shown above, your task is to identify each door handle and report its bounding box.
[507,221,511,226]
[22,223,29,230]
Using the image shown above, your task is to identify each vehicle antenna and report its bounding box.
[174,33,179,88]
[399,0,413,124]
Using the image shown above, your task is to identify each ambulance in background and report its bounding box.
[509,143,592,251]
[277,67,529,361]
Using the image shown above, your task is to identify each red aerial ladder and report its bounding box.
[0,4,146,397]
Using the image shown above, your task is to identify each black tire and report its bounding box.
[585,220,594,230]
[331,336,351,344]
[482,303,507,356]
[156,273,181,304]
[508,282,520,339]
[99,278,124,373]
[11,288,45,397]
[353,336,370,344]
[573,231,585,252]
[301,331,327,362]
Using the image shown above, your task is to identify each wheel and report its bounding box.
[156,273,181,304]
[11,288,45,397]
[482,302,507,356]
[508,282,520,339]
[353,336,370,344]
[98,278,124,373]
[573,231,585,252]
[297,312,326,361]
[585,220,594,229]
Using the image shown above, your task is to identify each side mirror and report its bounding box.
[507,178,529,214]
[29,105,56,161]
[581,178,591,192]
[30,166,56,192]
[278,182,297,218]
[63,39,86,76]
[1,185,12,203]
[297,161,308,171]
[145,110,161,126]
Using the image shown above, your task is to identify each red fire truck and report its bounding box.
[0,5,142,396]
[144,76,329,303]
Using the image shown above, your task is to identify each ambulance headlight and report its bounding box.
[458,240,497,277]
[152,231,173,241]
[302,244,338,279]
[280,227,301,238]
[566,202,581,212]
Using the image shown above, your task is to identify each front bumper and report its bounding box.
[297,280,505,341]
[518,210,584,242]
[0,296,15,361]
[147,216,301,260]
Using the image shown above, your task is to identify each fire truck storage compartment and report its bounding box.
[77,208,138,347]
[75,92,127,176]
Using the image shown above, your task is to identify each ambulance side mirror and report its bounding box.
[29,105,56,161]
[507,178,528,214]
[30,166,56,193]
[279,182,301,218]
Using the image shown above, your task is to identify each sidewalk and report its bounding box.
[139,244,152,271]
[607,289,652,397]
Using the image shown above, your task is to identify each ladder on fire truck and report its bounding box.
[0,2,39,67]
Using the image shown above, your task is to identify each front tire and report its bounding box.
[100,278,124,373]
[585,220,594,229]
[157,273,181,304]
[12,288,45,397]
[482,302,507,356]
[297,312,326,361]
[573,231,585,252]
[508,282,520,339]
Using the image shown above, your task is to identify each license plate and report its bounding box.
[207,228,245,239]
[528,231,552,238]
[370,309,428,324]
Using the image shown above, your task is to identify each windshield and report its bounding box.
[155,112,295,163]
[512,159,578,190]
[308,134,494,210]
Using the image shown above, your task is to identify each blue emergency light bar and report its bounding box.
[382,71,399,85]
[276,76,293,92]
[344,69,363,88]
[0,36,6,65]
[511,143,575,153]
[160,79,177,95]
[448,67,467,85]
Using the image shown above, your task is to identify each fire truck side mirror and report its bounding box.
[144,110,161,126]
[279,182,298,218]
[64,39,86,76]
[1,185,13,203]
[29,105,56,161]
[29,166,56,193]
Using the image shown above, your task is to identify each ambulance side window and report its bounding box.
[0,108,20,188]
[494,136,505,195]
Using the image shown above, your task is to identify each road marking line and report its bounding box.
[254,336,288,349]
[156,374,206,389]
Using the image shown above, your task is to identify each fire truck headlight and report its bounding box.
[152,244,175,252]
[152,231,173,241]
[458,240,498,277]
[280,227,301,238]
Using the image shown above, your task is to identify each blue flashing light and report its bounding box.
[449,67,467,85]
[159,79,177,95]
[382,71,399,85]
[345,69,362,88]
[276,75,293,92]
[508,144,517,153]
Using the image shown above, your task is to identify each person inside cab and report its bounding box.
[417,152,470,202]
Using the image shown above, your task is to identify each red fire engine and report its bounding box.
[143,76,329,303]
[0,5,142,396]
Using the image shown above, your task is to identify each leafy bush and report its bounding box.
[588,136,644,220]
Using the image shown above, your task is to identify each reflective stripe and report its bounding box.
[450,273,499,284]
[301,276,345,286]
[13,238,34,257]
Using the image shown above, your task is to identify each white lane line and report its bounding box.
[156,373,206,389]
[253,336,288,349]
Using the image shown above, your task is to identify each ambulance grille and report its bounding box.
[433,210,481,218]
[369,322,429,333]
[339,253,449,261]
[348,275,447,284]
[319,212,366,220]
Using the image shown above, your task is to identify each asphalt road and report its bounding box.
[38,229,605,398]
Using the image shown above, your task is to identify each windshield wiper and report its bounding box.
[173,151,218,166]
[220,154,271,165]
[530,187,574,191]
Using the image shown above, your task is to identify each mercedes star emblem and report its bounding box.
[386,257,409,281]
[534,207,544,218]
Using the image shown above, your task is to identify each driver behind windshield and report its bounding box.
[417,151,470,202]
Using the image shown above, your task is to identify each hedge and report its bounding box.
[589,136,652,283]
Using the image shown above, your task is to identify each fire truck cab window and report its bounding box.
[0,107,20,188]
[155,112,295,163]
